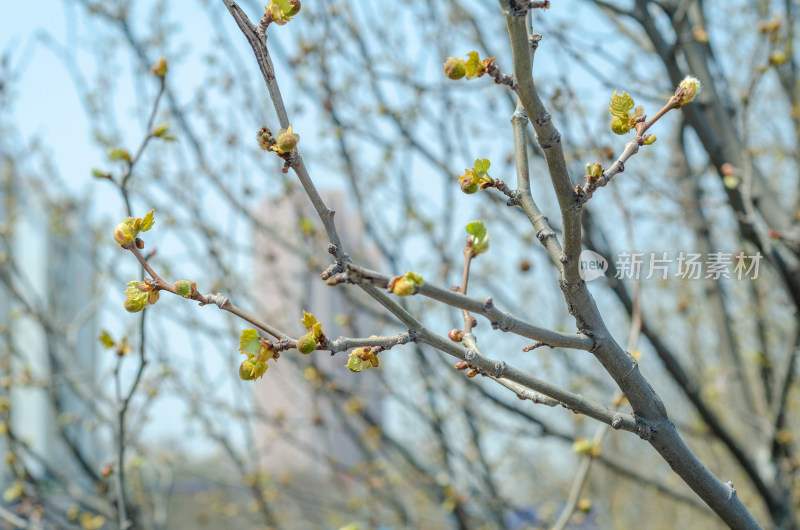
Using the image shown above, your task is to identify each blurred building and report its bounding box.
[0,174,98,484]
[252,190,383,477]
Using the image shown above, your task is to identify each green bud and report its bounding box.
[271,125,299,154]
[677,75,701,106]
[114,222,135,246]
[643,134,657,145]
[610,116,632,135]
[443,57,466,80]
[285,0,301,16]
[391,271,424,296]
[152,123,170,138]
[174,280,197,298]
[108,148,131,163]
[151,57,168,78]
[124,295,146,313]
[722,175,740,189]
[296,332,317,354]
[460,179,479,194]
[239,360,257,381]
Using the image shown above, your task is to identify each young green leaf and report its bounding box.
[472,158,491,177]
[346,351,371,373]
[608,91,634,120]
[301,311,318,330]
[239,329,261,357]
[98,330,115,349]
[466,221,489,255]
[465,51,486,79]
[108,148,132,163]
[140,209,155,232]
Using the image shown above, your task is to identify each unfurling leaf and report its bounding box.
[140,209,155,231]
[152,123,170,137]
[465,51,487,79]
[346,348,379,373]
[239,329,261,357]
[113,210,155,247]
[266,0,301,25]
[457,158,493,194]
[301,311,318,330]
[98,330,115,349]
[108,147,131,163]
[608,91,635,120]
[466,221,489,255]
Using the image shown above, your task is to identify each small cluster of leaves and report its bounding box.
[585,162,603,180]
[465,221,489,255]
[608,91,643,135]
[346,345,380,373]
[257,124,299,157]
[297,311,324,354]
[98,330,131,357]
[123,281,160,313]
[443,51,494,81]
[238,329,278,381]
[265,0,301,25]
[113,209,155,246]
[389,271,424,296]
[457,158,492,194]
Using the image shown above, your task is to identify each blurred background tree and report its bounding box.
[0,0,798,528]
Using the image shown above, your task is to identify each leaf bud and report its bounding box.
[151,57,168,78]
[271,125,299,154]
[676,75,701,106]
[443,57,467,80]
[296,332,317,354]
[448,329,464,342]
[174,280,197,298]
[114,222,135,246]
[239,360,257,381]
[642,134,657,145]
[124,296,146,313]
[285,0,301,16]
[609,116,632,135]
[460,179,479,194]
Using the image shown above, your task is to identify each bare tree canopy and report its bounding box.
[0,0,798,528]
